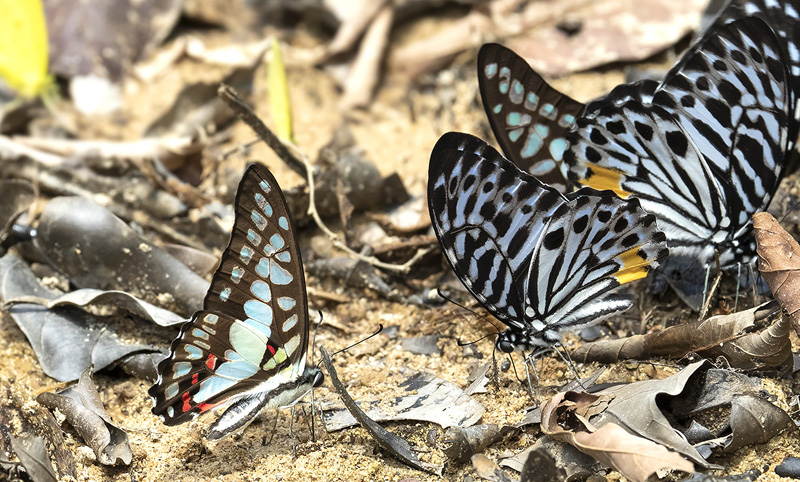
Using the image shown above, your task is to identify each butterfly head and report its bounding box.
[311,367,324,388]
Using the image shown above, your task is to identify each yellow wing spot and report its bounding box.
[615,246,653,284]
[581,166,630,198]
[262,347,289,370]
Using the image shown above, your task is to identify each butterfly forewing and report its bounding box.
[149,164,309,425]
[429,132,667,348]
[566,17,790,307]
[478,43,584,192]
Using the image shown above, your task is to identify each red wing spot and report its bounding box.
[192,373,199,385]
[197,401,223,412]
[181,392,192,413]
[267,344,276,356]
[206,354,217,370]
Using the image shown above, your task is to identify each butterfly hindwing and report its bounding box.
[566,17,790,308]
[428,132,667,348]
[149,164,310,426]
[478,43,584,192]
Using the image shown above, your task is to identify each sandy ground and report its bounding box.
[2,18,800,482]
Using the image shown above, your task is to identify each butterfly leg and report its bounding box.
[698,263,722,320]
[522,353,540,400]
[552,343,584,389]
[261,409,281,446]
[734,263,742,312]
[290,405,298,458]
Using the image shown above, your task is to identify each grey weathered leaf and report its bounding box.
[37,366,132,465]
[37,288,185,326]
[9,434,58,482]
[0,253,160,382]
[321,371,484,431]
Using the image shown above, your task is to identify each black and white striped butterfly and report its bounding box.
[428,132,668,352]
[149,163,323,440]
[566,16,792,309]
[478,1,800,198]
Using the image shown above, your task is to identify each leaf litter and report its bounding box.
[1,2,800,481]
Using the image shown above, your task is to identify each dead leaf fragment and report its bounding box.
[754,212,800,337]
[320,347,443,475]
[37,366,132,466]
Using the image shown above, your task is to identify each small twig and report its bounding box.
[218,84,307,178]
[218,84,430,274]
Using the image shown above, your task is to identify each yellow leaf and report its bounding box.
[267,38,294,144]
[0,0,52,99]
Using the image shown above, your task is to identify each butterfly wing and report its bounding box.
[149,164,310,425]
[478,43,584,192]
[566,17,790,308]
[428,132,667,347]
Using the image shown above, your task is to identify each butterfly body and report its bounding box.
[428,132,668,351]
[149,163,323,440]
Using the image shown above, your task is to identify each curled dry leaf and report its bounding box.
[754,212,800,337]
[540,391,694,482]
[471,454,517,482]
[322,371,484,431]
[34,196,208,316]
[572,301,789,370]
[37,366,132,466]
[319,347,443,475]
[6,288,185,327]
[0,253,160,382]
[441,424,507,463]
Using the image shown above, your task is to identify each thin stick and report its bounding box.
[218,84,430,274]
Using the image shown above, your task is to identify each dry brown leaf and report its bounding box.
[572,302,787,369]
[754,212,800,338]
[339,6,394,110]
[540,392,694,482]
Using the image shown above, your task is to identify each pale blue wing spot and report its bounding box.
[251,211,267,230]
[256,259,270,278]
[220,287,231,302]
[173,362,191,378]
[542,103,555,114]
[195,340,211,351]
[560,114,576,127]
[205,326,216,336]
[508,128,524,143]
[242,318,271,339]
[251,279,272,302]
[510,79,524,103]
[499,81,509,95]
[244,299,274,326]
[264,203,273,217]
[534,124,549,139]
[282,314,298,332]
[259,180,271,193]
[276,251,291,263]
[247,229,262,246]
[192,328,209,340]
[277,296,296,310]
[521,130,544,158]
[167,406,174,417]
[270,233,285,250]
[540,103,557,120]
[214,359,260,380]
[240,246,254,264]
[204,314,219,325]
[283,334,301,357]
[485,62,498,77]
[549,138,568,161]
[229,323,267,363]
[493,104,502,114]
[194,376,241,403]
[507,112,522,126]
[166,382,179,399]
[184,345,203,360]
[270,262,293,285]
[254,192,267,210]
[524,92,539,110]
[530,159,557,176]
[279,216,289,230]
[231,266,244,283]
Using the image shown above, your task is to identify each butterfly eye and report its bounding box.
[497,338,515,354]
[312,371,325,388]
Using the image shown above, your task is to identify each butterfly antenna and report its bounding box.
[310,310,325,366]
[780,197,800,223]
[735,263,741,311]
[456,332,499,347]
[436,288,479,315]
[323,324,384,362]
